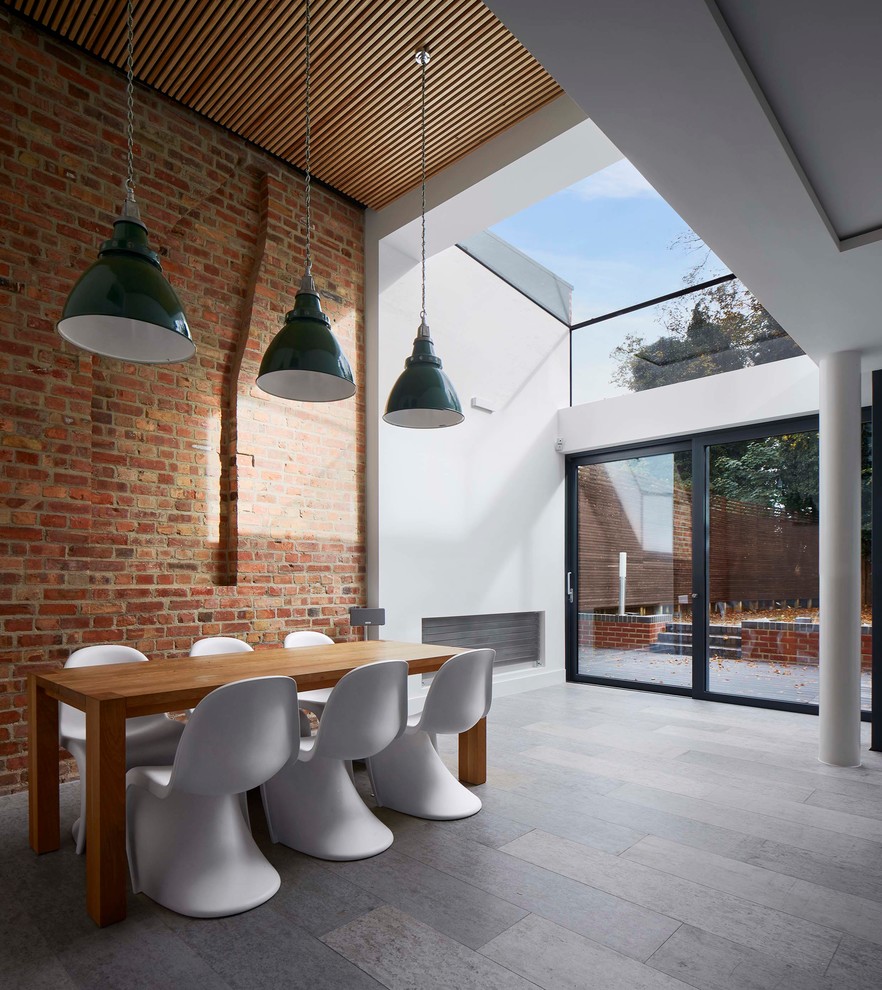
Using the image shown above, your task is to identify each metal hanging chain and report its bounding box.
[124,0,136,203]
[304,0,313,275]
[417,49,430,323]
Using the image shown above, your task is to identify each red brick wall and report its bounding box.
[742,624,872,672]
[741,626,819,665]
[0,11,365,793]
[578,614,668,650]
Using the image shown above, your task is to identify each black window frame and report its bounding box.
[566,412,873,722]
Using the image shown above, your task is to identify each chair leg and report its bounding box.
[67,740,87,855]
[366,756,381,805]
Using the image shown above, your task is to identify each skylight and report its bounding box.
[489,159,729,324]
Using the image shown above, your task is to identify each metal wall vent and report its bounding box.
[421,611,543,676]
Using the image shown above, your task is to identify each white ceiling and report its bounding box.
[485,0,882,368]
[716,0,882,243]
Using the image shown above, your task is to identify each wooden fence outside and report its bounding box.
[577,464,833,611]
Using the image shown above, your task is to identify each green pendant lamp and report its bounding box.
[256,0,355,403]
[57,0,194,365]
[384,51,463,429]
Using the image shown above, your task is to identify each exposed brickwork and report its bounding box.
[580,616,872,674]
[578,614,668,650]
[0,10,365,793]
[741,623,872,672]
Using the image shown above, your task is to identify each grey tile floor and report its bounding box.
[2,682,882,989]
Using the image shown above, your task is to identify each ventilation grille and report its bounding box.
[422,611,543,670]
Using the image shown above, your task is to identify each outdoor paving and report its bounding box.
[579,648,873,709]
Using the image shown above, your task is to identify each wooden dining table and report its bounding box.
[28,639,483,927]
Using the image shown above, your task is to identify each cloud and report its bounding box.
[568,159,657,201]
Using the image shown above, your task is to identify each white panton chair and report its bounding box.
[189,636,254,657]
[283,631,335,648]
[184,638,255,721]
[59,644,185,854]
[284,629,335,732]
[125,675,300,918]
[261,659,408,861]
[367,648,494,820]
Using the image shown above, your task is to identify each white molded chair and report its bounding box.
[367,648,494,820]
[184,637,256,739]
[261,659,408,861]
[284,631,335,648]
[126,675,300,918]
[189,636,254,657]
[284,630,335,733]
[59,644,185,855]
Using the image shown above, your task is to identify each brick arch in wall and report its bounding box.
[0,8,365,793]
[79,161,365,651]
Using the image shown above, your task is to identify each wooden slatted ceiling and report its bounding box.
[5,0,562,210]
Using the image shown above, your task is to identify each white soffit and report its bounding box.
[370,96,620,281]
[715,0,882,248]
[486,0,882,366]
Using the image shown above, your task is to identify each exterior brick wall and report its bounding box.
[579,613,668,650]
[0,11,365,793]
[741,622,872,672]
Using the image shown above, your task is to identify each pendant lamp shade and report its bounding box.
[57,0,193,365]
[384,50,462,430]
[256,274,355,401]
[383,321,464,428]
[57,205,194,364]
[255,0,355,403]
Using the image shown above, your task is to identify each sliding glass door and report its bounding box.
[705,431,820,705]
[568,416,871,716]
[570,446,692,692]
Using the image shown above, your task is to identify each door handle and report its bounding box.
[566,572,574,604]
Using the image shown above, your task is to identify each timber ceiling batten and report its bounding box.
[6,0,562,210]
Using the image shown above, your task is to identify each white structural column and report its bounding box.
[818,351,862,767]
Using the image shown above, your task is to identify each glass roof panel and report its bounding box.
[458,230,573,324]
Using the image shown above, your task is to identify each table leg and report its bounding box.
[458,716,487,785]
[28,677,60,853]
[85,697,128,927]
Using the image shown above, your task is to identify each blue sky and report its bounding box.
[490,160,730,402]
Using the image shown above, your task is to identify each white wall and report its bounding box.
[364,100,617,699]
[557,355,826,453]
[366,94,844,703]
[378,247,570,694]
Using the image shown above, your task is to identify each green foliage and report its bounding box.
[709,429,871,556]
[611,279,802,392]
[710,434,818,520]
[604,232,871,559]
